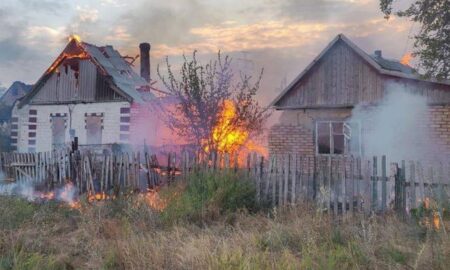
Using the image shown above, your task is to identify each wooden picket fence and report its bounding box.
[1,150,449,215]
[0,150,169,194]
[179,152,450,214]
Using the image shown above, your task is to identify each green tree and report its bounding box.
[380,0,449,79]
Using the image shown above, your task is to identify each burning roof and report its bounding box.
[19,36,154,107]
[370,51,415,74]
[82,42,150,102]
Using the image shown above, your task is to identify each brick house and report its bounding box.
[269,34,450,160]
[11,38,164,152]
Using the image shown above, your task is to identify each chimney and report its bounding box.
[139,42,151,83]
[374,50,382,58]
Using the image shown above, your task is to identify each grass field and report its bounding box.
[0,172,448,269]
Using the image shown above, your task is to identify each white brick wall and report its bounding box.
[12,101,131,152]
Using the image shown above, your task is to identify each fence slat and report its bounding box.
[283,154,289,206]
[291,154,297,204]
[381,156,387,212]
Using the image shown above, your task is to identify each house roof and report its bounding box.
[82,42,150,102]
[19,39,153,107]
[370,54,415,74]
[270,34,450,107]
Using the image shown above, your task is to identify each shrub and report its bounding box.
[162,171,257,224]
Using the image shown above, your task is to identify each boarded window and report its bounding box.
[52,116,66,146]
[86,115,102,145]
[316,121,361,155]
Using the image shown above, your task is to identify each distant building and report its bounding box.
[0,81,32,123]
[11,38,165,152]
[269,34,450,160]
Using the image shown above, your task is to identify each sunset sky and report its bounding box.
[0,0,416,105]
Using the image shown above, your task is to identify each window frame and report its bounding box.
[315,120,362,156]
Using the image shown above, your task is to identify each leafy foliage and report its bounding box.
[380,0,450,79]
[161,171,258,224]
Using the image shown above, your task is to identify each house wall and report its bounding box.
[276,40,384,108]
[427,105,450,157]
[12,101,130,152]
[29,59,125,105]
[268,108,352,158]
[268,106,450,159]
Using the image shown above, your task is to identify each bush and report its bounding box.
[162,171,258,224]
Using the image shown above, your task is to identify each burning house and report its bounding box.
[11,36,165,153]
[269,34,450,160]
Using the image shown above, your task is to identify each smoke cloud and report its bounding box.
[350,83,440,163]
[0,177,77,205]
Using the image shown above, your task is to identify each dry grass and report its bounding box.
[0,197,449,270]
[0,189,448,269]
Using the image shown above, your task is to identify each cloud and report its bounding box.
[76,5,99,23]
[100,0,126,7]
[0,39,29,62]
[249,0,378,24]
[24,26,67,49]
[105,25,133,43]
[150,16,410,58]
[119,0,223,46]
[18,0,68,14]
[0,0,415,93]
[0,5,67,85]
[150,20,333,57]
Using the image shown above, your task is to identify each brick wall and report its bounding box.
[268,124,314,157]
[268,105,450,160]
[427,105,450,156]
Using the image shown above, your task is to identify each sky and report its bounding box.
[0,0,416,105]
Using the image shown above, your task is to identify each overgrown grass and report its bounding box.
[0,173,449,269]
[161,171,259,225]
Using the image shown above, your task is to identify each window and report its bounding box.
[51,116,66,146]
[316,121,361,155]
[86,115,102,145]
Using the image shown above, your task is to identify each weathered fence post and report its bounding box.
[372,156,378,212]
[381,156,387,212]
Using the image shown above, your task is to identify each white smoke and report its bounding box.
[350,83,439,163]
[0,181,35,200]
[0,179,78,205]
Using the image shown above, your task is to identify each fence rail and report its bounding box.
[1,150,449,215]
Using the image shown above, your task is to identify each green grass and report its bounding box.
[161,171,258,224]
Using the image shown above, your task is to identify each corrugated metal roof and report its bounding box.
[370,55,415,74]
[82,42,151,103]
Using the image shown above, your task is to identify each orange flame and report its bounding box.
[87,192,110,202]
[39,191,55,200]
[400,52,413,66]
[143,189,167,211]
[433,212,440,230]
[205,100,267,165]
[69,34,82,43]
[210,100,249,153]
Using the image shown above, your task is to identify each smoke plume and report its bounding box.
[350,83,439,163]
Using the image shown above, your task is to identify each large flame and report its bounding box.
[204,100,267,165]
[211,100,249,153]
[400,52,413,66]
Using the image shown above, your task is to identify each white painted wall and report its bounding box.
[12,101,130,152]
